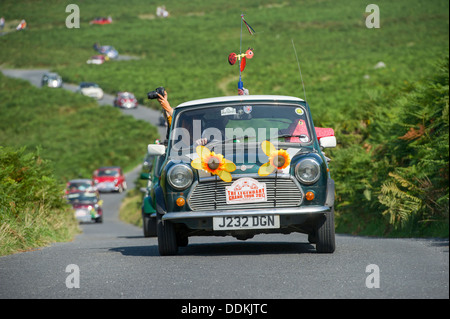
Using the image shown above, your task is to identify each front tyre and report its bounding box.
[143,213,157,237]
[156,214,178,256]
[315,207,336,253]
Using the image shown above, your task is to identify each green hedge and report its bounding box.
[0,146,79,256]
[331,58,449,237]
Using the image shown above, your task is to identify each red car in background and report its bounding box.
[93,166,127,193]
[89,17,112,25]
[113,92,138,109]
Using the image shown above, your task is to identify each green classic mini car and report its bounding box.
[145,95,336,255]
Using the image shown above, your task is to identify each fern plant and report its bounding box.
[378,172,423,229]
[377,58,449,234]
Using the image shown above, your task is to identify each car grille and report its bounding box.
[187,176,304,211]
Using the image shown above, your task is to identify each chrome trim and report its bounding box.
[198,172,292,182]
[295,158,321,185]
[187,174,304,211]
[167,163,194,190]
[162,206,330,221]
[176,95,305,109]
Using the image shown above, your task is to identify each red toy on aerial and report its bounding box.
[228,14,256,95]
[228,48,254,72]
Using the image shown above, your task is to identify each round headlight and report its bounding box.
[295,158,321,185]
[167,164,193,190]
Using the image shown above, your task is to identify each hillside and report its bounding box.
[0,0,448,237]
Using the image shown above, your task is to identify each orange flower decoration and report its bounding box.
[258,141,291,176]
[191,146,236,182]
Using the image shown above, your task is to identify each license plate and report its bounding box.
[75,210,91,222]
[213,215,280,230]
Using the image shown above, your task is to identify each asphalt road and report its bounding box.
[0,69,448,300]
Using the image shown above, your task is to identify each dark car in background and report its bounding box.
[93,42,118,59]
[146,95,337,255]
[66,178,96,195]
[41,72,63,88]
[140,144,166,237]
[67,191,103,223]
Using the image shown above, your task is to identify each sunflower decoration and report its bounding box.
[258,140,291,176]
[191,145,236,182]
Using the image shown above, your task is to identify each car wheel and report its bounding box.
[176,235,189,247]
[143,212,156,237]
[308,232,317,244]
[157,214,178,256]
[95,216,103,223]
[315,207,336,253]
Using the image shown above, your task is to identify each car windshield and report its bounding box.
[168,103,312,157]
[68,181,91,190]
[120,93,135,99]
[67,192,99,204]
[80,82,99,88]
[97,169,119,177]
[43,74,59,81]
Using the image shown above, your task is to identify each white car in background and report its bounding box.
[77,82,104,100]
[86,55,108,65]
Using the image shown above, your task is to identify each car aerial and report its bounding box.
[93,166,127,193]
[113,92,138,109]
[77,82,104,100]
[143,95,337,255]
[67,191,103,223]
[41,72,63,88]
[65,178,96,195]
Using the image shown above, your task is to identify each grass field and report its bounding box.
[1,0,448,237]
[0,73,158,181]
[1,1,448,114]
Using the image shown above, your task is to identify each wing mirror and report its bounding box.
[147,144,166,156]
[319,136,336,148]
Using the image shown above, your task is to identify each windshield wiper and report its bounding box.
[179,134,307,153]
[206,135,257,147]
[270,134,309,141]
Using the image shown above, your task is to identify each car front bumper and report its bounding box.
[162,206,330,221]
[119,103,137,108]
[161,206,331,232]
[96,182,118,192]
[74,209,99,222]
